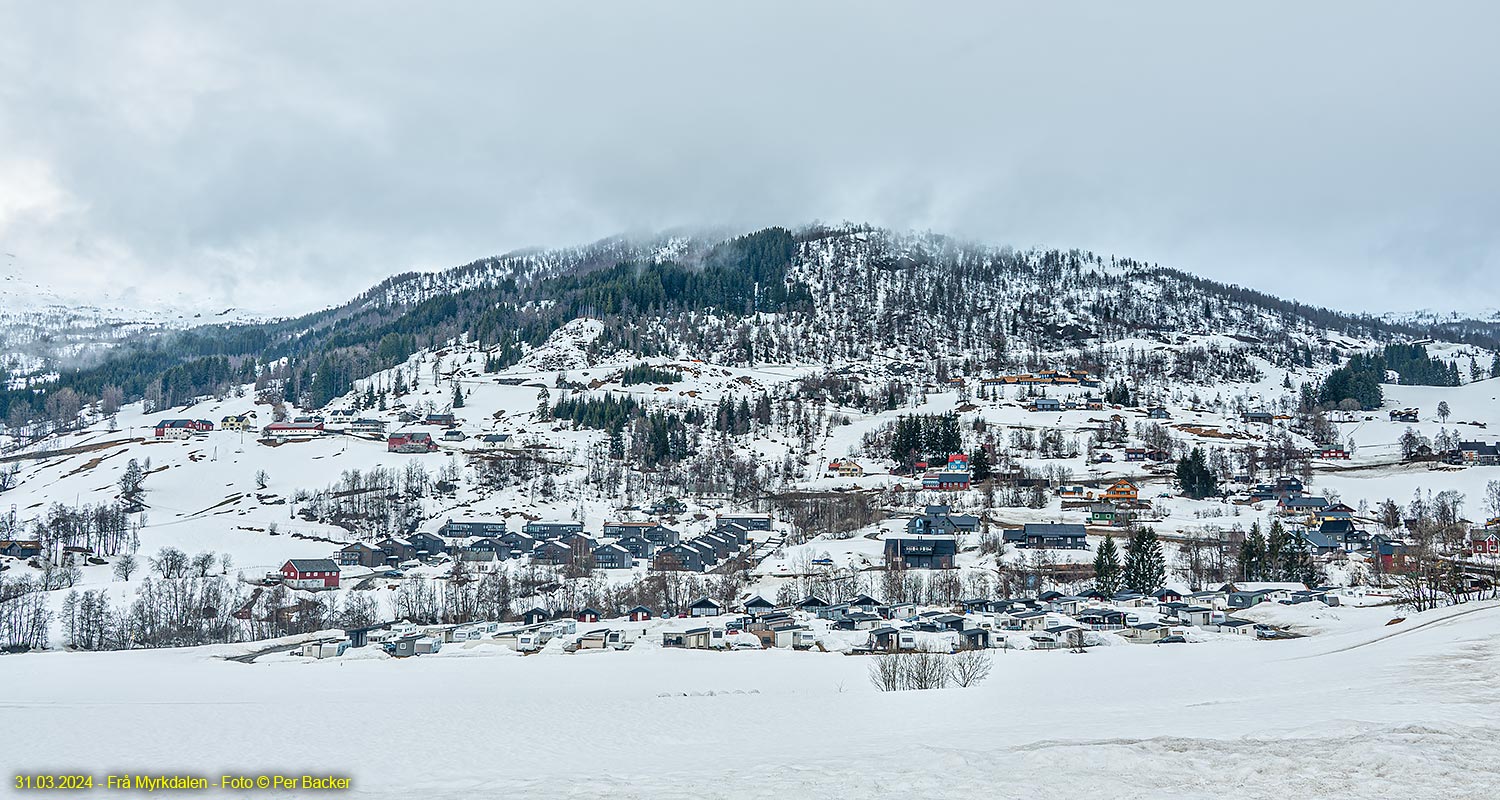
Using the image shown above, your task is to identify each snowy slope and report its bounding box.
[3,600,1498,799]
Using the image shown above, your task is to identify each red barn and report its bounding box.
[279,558,341,590]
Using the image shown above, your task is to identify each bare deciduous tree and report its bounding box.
[113,553,139,581]
[150,547,189,580]
[948,648,993,687]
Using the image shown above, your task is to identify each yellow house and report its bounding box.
[827,458,865,478]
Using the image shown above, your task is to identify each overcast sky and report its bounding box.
[1,2,1497,317]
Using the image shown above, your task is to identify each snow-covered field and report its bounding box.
[4,600,1498,799]
[4,311,1500,798]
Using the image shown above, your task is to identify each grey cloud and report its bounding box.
[1,1,1496,316]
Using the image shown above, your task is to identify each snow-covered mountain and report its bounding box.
[239,224,1458,401]
[0,273,266,383]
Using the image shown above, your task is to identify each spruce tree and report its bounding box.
[1265,519,1292,580]
[1093,533,1122,596]
[452,383,465,409]
[1122,527,1166,593]
[1175,447,1218,499]
[1239,522,1267,581]
[970,447,991,482]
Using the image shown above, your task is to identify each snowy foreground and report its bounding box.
[5,602,1500,799]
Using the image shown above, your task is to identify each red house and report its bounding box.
[279,558,341,590]
[627,605,653,622]
[388,432,437,453]
[1469,530,1500,556]
[576,607,601,623]
[153,419,197,439]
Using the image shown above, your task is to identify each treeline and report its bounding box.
[619,363,682,386]
[26,501,139,561]
[1317,343,1461,410]
[553,394,646,432]
[712,393,771,435]
[1382,343,1462,386]
[1236,520,1318,585]
[879,413,963,471]
[552,393,700,469]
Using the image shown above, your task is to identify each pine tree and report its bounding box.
[452,383,465,409]
[1093,533,1122,596]
[1122,527,1166,593]
[1491,353,1500,378]
[1266,519,1304,581]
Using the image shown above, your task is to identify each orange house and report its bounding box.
[1102,480,1139,504]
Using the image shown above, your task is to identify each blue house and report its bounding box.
[523,520,584,539]
[652,544,708,572]
[1002,523,1088,550]
[604,521,680,546]
[592,543,634,570]
[440,518,507,538]
[406,532,448,559]
[883,536,958,569]
[906,505,980,537]
[615,534,656,559]
[716,513,772,532]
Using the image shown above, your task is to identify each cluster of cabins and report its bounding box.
[851,582,1327,651]
[1278,494,1500,569]
[332,513,771,574]
[290,579,1341,662]
[884,496,1161,570]
[1255,480,1414,572]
